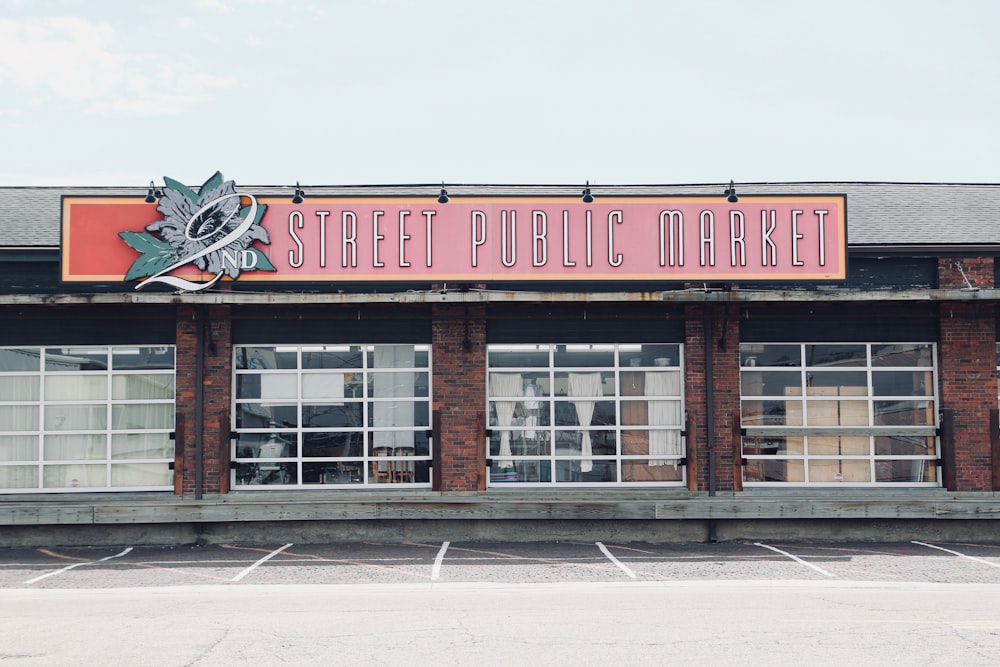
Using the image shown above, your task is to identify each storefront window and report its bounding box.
[486,343,685,486]
[740,343,939,486]
[232,344,432,488]
[0,346,175,492]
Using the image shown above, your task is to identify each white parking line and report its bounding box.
[231,543,293,582]
[431,541,450,580]
[913,541,1000,568]
[596,542,637,579]
[754,542,835,578]
[24,547,134,585]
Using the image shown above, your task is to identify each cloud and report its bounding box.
[0,16,234,117]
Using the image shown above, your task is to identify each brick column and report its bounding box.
[684,303,740,493]
[431,303,486,491]
[937,258,996,491]
[175,305,233,496]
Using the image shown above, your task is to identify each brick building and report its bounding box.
[1,179,999,545]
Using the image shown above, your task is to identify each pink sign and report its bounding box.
[264,195,846,282]
[63,193,847,285]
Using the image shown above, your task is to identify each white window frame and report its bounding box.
[0,345,176,493]
[485,342,686,487]
[231,344,433,489]
[740,342,940,487]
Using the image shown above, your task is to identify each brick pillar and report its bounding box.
[175,305,233,496]
[685,304,740,493]
[432,303,486,491]
[938,258,996,491]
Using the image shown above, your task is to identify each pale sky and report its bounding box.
[1,0,997,188]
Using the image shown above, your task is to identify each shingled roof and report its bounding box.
[1,181,998,249]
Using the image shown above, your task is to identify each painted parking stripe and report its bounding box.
[24,547,134,585]
[431,541,450,581]
[231,543,293,582]
[754,542,835,578]
[596,542,637,579]
[913,541,1000,568]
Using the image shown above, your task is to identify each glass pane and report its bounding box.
[741,400,802,426]
[589,430,616,455]
[257,373,298,400]
[368,401,428,427]
[369,345,416,368]
[303,461,363,484]
[112,404,174,430]
[110,463,171,486]
[740,344,800,367]
[488,345,550,368]
[876,460,936,483]
[743,436,803,455]
[622,459,683,482]
[872,344,933,367]
[301,345,363,369]
[302,431,363,458]
[552,372,615,397]
[805,344,866,367]
[112,433,174,459]
[805,371,867,391]
[741,371,801,396]
[303,403,362,428]
[0,348,40,371]
[112,346,175,370]
[44,434,106,460]
[809,436,870,456]
[553,401,582,426]
[554,344,615,368]
[235,433,295,459]
[489,463,528,483]
[872,370,933,397]
[45,347,108,371]
[555,459,616,482]
[0,465,38,488]
[875,435,937,457]
[806,400,869,426]
[0,405,38,431]
[0,376,39,401]
[236,403,298,429]
[235,346,298,370]
[0,435,39,461]
[45,405,107,430]
[743,459,804,482]
[489,431,551,457]
[809,459,871,483]
[368,372,427,398]
[620,344,679,368]
[302,372,350,399]
[112,374,174,400]
[43,464,105,488]
[874,401,934,426]
[45,375,106,401]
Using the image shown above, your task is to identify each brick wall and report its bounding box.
[685,304,740,492]
[431,304,486,491]
[938,258,996,491]
[175,305,232,496]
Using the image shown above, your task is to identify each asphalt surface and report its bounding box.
[3,541,1000,666]
[2,539,1000,588]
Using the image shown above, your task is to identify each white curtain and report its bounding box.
[489,373,522,469]
[646,371,682,466]
[568,373,601,473]
[0,388,40,489]
[372,346,416,450]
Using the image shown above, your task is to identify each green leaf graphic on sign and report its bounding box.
[246,248,276,272]
[119,231,179,281]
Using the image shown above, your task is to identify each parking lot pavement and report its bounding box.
[2,540,1000,589]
